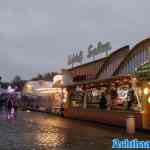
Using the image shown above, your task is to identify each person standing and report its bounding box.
[99,92,107,111]
[127,86,136,110]
[110,86,118,110]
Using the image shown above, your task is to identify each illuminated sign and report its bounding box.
[67,51,83,66]
[87,41,112,59]
[67,41,111,67]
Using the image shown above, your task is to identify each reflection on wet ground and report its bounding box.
[0,110,150,150]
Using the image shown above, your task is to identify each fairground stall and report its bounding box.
[63,38,150,130]
[22,75,67,114]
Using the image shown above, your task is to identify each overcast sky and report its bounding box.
[0,0,149,81]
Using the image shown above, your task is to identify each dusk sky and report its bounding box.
[0,0,149,81]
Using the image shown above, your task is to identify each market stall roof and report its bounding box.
[135,61,150,79]
[65,74,133,87]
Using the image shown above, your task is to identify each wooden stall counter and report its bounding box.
[64,108,142,129]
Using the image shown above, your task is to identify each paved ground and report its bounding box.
[0,110,150,150]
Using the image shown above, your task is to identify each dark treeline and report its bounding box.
[31,72,58,81]
[0,72,59,92]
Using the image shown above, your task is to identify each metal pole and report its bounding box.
[61,86,64,116]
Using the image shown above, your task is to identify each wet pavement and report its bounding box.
[0,110,150,150]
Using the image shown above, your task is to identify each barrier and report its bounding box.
[126,115,135,134]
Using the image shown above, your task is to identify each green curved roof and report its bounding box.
[135,61,150,79]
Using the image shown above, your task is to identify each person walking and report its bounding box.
[13,98,18,118]
[6,85,16,119]
[6,96,14,119]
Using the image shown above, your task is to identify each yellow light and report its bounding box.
[25,84,32,92]
[63,98,67,103]
[144,87,149,95]
[148,97,150,104]
[148,82,150,85]
[27,84,32,89]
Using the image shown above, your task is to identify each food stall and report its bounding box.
[64,75,143,129]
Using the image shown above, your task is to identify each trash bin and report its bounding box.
[126,115,135,134]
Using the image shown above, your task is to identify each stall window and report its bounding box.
[111,85,139,111]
